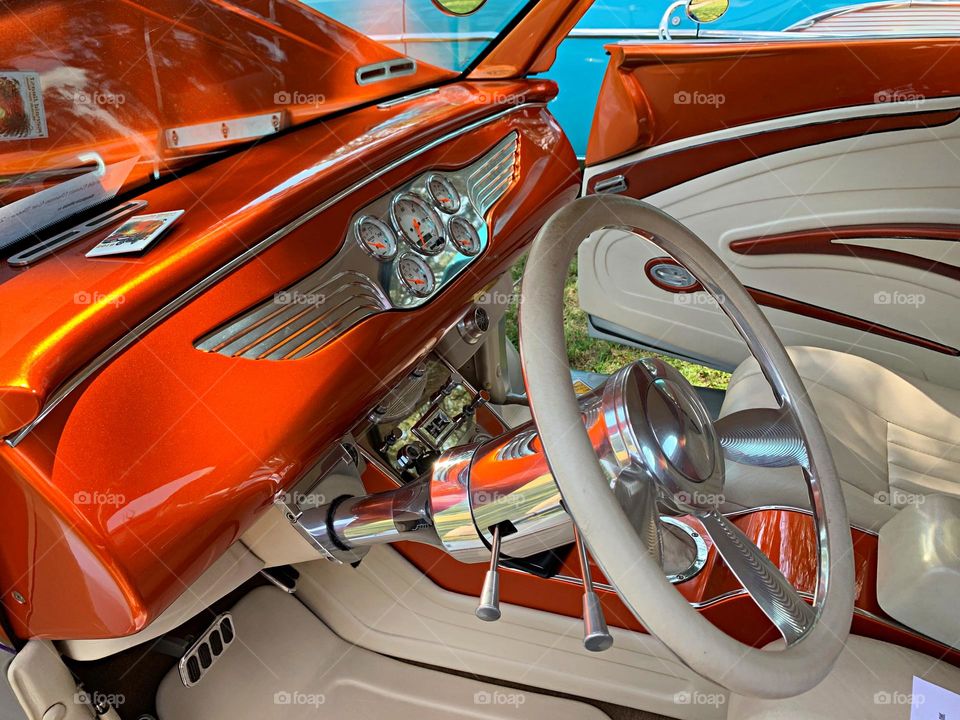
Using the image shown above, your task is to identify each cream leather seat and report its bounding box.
[719,346,960,531]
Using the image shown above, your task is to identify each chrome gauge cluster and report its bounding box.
[195,132,518,361]
[350,131,518,308]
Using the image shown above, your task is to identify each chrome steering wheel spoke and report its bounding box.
[698,509,815,644]
[715,407,809,469]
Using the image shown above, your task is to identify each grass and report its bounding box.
[504,258,730,390]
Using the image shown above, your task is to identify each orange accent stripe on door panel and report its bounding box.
[729,225,960,283]
[747,287,959,356]
[586,108,960,196]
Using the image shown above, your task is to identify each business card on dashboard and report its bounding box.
[86,210,184,258]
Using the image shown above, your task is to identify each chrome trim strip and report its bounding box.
[5,103,542,446]
[378,88,439,109]
[7,200,148,267]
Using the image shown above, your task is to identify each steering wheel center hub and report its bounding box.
[645,377,716,483]
[602,358,724,511]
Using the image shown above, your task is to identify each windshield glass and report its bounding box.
[304,0,533,72]
[0,0,536,236]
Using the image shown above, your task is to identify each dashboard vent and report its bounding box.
[467,132,519,215]
[356,58,417,85]
[196,271,389,361]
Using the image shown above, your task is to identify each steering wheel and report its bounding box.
[518,195,854,698]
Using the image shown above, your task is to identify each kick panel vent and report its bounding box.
[179,612,235,687]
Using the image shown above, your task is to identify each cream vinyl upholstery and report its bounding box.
[728,634,960,719]
[720,346,960,531]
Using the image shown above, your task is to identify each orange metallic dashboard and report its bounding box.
[0,80,580,640]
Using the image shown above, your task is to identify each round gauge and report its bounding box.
[391,193,446,255]
[426,174,461,214]
[397,253,436,297]
[448,216,481,257]
[354,215,397,261]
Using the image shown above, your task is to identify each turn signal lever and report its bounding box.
[574,525,614,652]
[475,525,502,621]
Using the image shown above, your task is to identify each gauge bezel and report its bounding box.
[425,173,462,214]
[396,252,437,298]
[390,192,447,256]
[353,215,398,261]
[448,216,482,257]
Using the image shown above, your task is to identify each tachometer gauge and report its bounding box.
[448,216,481,257]
[426,174,461,214]
[397,253,436,297]
[391,193,446,255]
[354,215,397,261]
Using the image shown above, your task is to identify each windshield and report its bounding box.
[0,0,537,240]
[304,0,534,73]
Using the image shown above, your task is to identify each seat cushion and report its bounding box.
[719,346,960,530]
[728,634,960,719]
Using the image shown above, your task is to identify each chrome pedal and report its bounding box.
[178,612,235,687]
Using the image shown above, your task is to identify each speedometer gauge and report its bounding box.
[426,174,461,214]
[397,253,436,297]
[391,193,446,255]
[354,216,397,261]
[448,216,481,256]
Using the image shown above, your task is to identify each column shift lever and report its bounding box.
[475,525,502,621]
[575,525,614,651]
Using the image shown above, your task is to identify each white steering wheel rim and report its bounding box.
[518,195,854,698]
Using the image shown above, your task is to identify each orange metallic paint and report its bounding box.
[0,91,579,639]
[0,80,558,439]
[0,0,454,204]
[586,38,960,165]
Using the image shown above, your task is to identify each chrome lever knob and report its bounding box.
[574,525,613,652]
[476,525,502,621]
